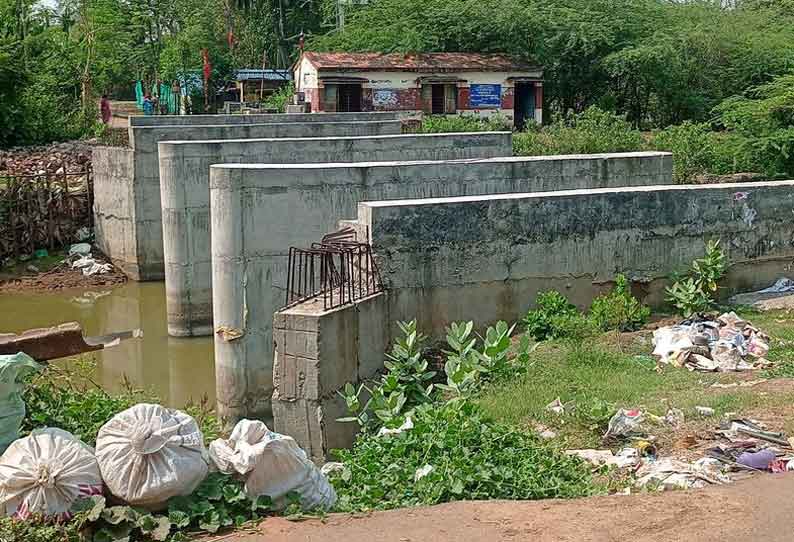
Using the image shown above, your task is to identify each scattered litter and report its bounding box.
[0,353,42,453]
[25,265,39,273]
[71,255,112,276]
[532,422,556,439]
[566,448,639,469]
[719,419,791,447]
[95,404,209,509]
[696,406,715,417]
[664,408,685,427]
[75,227,91,242]
[378,417,414,437]
[737,450,777,470]
[604,409,644,440]
[758,278,794,294]
[0,428,103,520]
[545,397,565,415]
[209,419,336,510]
[68,243,92,257]
[414,464,434,482]
[635,457,730,491]
[652,312,770,372]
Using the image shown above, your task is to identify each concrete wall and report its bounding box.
[161,131,513,337]
[128,111,401,127]
[208,151,672,425]
[93,120,402,280]
[358,181,794,337]
[272,293,389,463]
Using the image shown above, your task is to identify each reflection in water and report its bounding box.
[0,282,215,408]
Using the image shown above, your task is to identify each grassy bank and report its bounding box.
[477,309,794,448]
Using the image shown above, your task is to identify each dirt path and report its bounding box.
[238,474,794,542]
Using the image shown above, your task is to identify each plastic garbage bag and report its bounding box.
[95,404,208,509]
[0,428,102,520]
[603,409,644,440]
[208,419,336,511]
[68,243,92,257]
[0,353,42,454]
[652,326,694,365]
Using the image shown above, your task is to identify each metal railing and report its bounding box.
[0,165,93,262]
[284,227,384,311]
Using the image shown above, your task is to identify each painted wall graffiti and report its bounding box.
[373,89,399,107]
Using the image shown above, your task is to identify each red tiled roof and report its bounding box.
[302,52,541,73]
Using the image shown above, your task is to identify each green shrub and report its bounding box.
[523,290,583,340]
[653,121,715,183]
[589,274,650,332]
[513,106,644,156]
[329,400,594,512]
[263,82,295,113]
[420,113,511,133]
[666,239,727,316]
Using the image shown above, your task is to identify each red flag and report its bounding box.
[201,49,211,83]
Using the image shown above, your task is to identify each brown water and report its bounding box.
[0,282,216,408]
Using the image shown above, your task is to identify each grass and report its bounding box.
[477,309,794,448]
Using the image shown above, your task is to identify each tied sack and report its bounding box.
[96,404,208,508]
[209,420,336,510]
[0,428,102,520]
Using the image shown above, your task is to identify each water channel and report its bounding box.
[0,282,216,408]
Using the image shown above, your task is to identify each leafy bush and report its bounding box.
[589,274,650,332]
[0,516,85,542]
[340,320,436,429]
[263,82,295,112]
[523,290,582,340]
[67,473,285,542]
[666,240,727,316]
[513,107,644,156]
[653,121,715,183]
[329,400,593,512]
[420,113,511,133]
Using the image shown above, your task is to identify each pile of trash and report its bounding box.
[566,404,794,492]
[652,312,770,372]
[67,242,113,276]
[0,394,336,521]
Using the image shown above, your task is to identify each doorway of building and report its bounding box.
[514,82,535,130]
[337,84,362,112]
[431,84,445,114]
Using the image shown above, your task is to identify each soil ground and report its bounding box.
[232,473,794,542]
[0,251,127,293]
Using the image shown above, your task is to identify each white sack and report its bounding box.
[209,419,336,510]
[0,428,102,520]
[95,404,208,508]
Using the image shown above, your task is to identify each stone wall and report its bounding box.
[160,131,513,337]
[208,151,672,424]
[93,120,401,280]
[358,181,794,337]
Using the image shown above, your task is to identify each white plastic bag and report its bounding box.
[208,419,336,510]
[95,404,208,508]
[0,428,102,520]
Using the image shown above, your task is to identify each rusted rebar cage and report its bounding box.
[0,164,93,262]
[284,227,384,310]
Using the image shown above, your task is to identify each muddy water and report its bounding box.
[0,282,215,408]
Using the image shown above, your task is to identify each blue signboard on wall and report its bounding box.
[469,84,502,108]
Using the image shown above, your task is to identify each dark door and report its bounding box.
[514,82,535,130]
[338,84,362,112]
[431,84,445,114]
